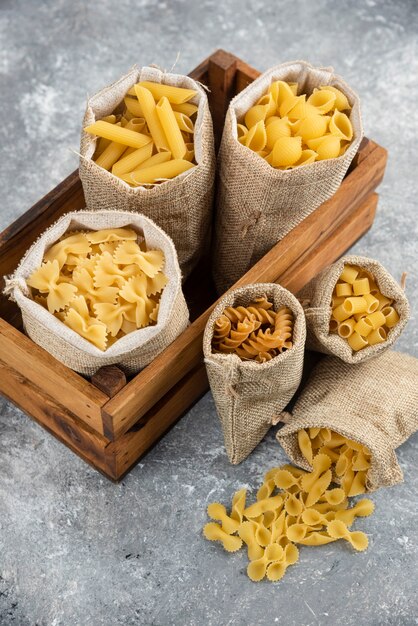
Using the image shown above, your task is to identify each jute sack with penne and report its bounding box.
[4,210,189,376]
[298,255,410,363]
[79,66,216,279]
[213,61,363,293]
[277,351,418,491]
[203,283,306,464]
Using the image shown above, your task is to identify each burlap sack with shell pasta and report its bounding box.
[298,254,410,363]
[277,351,418,491]
[4,210,189,376]
[203,283,306,464]
[213,60,363,293]
[79,66,216,279]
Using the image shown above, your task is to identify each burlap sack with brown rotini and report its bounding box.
[79,66,216,279]
[212,60,363,293]
[4,209,189,376]
[277,351,418,491]
[298,254,410,363]
[203,283,306,464]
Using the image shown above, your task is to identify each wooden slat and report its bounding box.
[102,140,386,440]
[112,364,209,479]
[0,358,114,477]
[208,50,238,148]
[0,319,109,435]
[110,192,378,479]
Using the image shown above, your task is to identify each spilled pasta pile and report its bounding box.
[26,228,167,351]
[85,82,198,186]
[211,296,293,363]
[238,80,353,169]
[330,264,399,351]
[203,429,374,582]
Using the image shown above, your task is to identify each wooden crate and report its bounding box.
[0,50,387,480]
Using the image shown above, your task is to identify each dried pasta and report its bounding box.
[203,430,375,582]
[26,228,168,351]
[329,264,399,351]
[238,80,353,169]
[211,296,294,362]
[85,81,198,187]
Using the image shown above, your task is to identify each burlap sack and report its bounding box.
[4,210,189,376]
[213,60,363,293]
[203,283,306,464]
[79,66,216,279]
[298,254,410,363]
[277,351,418,491]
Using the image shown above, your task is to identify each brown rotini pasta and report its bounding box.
[212,297,294,362]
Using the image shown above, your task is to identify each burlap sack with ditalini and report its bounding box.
[212,60,363,293]
[297,254,410,364]
[4,210,189,376]
[277,351,418,491]
[79,66,216,279]
[203,283,306,464]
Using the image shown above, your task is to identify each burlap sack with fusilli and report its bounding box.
[203,283,306,464]
[277,351,418,491]
[212,60,363,293]
[4,210,189,376]
[79,66,216,279]
[298,255,410,363]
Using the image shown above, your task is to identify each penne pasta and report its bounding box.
[96,142,127,171]
[111,142,154,177]
[171,102,198,117]
[173,111,194,133]
[156,96,187,159]
[134,85,170,152]
[136,81,197,104]
[127,159,194,185]
[120,152,173,185]
[124,97,144,118]
[84,121,151,149]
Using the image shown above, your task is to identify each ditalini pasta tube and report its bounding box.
[298,255,410,364]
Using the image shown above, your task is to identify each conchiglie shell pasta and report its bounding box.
[245,104,269,129]
[329,111,353,141]
[320,85,351,111]
[307,135,341,160]
[267,136,302,167]
[270,80,297,105]
[245,120,267,151]
[265,118,291,150]
[296,115,329,142]
[308,89,337,114]
[256,93,277,118]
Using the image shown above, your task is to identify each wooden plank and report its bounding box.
[279,193,378,293]
[91,365,127,398]
[112,364,209,479]
[110,192,378,479]
[0,358,114,478]
[102,141,387,440]
[208,50,238,148]
[0,318,109,435]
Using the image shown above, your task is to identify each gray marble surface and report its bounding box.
[1,1,417,625]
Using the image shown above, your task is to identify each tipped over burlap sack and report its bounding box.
[298,255,410,363]
[277,351,418,491]
[203,283,306,464]
[79,66,216,279]
[212,60,363,293]
[4,210,189,376]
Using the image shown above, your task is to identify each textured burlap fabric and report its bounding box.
[297,254,410,363]
[203,283,306,464]
[277,351,418,491]
[79,66,216,279]
[4,210,189,376]
[212,60,363,293]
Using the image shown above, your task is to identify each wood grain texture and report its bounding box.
[91,365,127,398]
[102,139,387,440]
[0,358,115,477]
[0,318,109,435]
